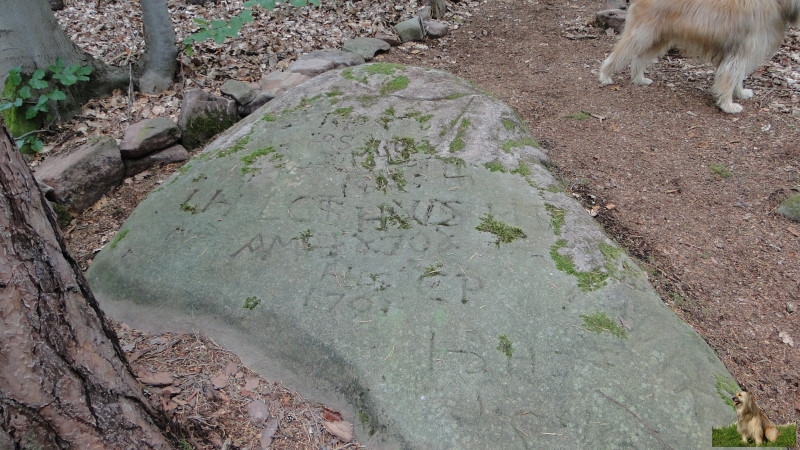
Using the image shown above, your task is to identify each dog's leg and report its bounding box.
[712,58,747,113]
[599,32,641,85]
[734,81,753,99]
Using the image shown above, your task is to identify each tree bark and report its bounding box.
[137,0,178,93]
[0,120,173,449]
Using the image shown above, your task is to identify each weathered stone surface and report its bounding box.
[220,79,256,105]
[120,117,182,159]
[89,64,735,449]
[258,71,311,97]
[596,9,627,34]
[342,38,391,61]
[374,32,402,47]
[237,92,275,117]
[177,89,238,150]
[394,17,424,42]
[34,136,123,212]
[301,49,366,69]
[123,144,190,177]
[422,20,449,39]
[287,58,337,78]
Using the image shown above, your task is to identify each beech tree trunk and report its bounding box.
[138,0,179,93]
[0,0,178,111]
[0,120,173,449]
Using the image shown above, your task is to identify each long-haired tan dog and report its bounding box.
[732,390,779,445]
[598,0,800,113]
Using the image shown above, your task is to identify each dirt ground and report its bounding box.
[378,0,800,427]
[52,0,799,446]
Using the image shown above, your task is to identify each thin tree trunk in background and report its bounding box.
[138,0,179,93]
[0,120,173,449]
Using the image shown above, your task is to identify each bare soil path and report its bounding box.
[379,0,799,427]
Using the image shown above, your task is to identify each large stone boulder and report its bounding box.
[88,64,736,449]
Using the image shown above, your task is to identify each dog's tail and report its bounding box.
[765,423,779,442]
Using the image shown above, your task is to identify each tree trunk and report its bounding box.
[0,120,173,449]
[137,0,178,93]
[0,0,129,117]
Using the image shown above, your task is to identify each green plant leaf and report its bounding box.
[4,67,23,90]
[18,85,32,99]
[48,89,67,101]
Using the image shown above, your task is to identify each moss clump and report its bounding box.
[243,296,261,310]
[510,161,531,177]
[216,135,250,158]
[448,118,471,152]
[381,76,410,95]
[334,106,354,116]
[180,202,198,214]
[476,214,527,247]
[777,193,800,222]
[497,335,513,358]
[438,156,466,167]
[182,111,237,150]
[544,204,566,235]
[291,229,314,250]
[240,146,277,174]
[363,63,404,75]
[579,311,627,338]
[51,203,73,229]
[443,92,469,100]
[110,229,129,249]
[501,118,517,131]
[262,112,277,122]
[501,137,539,153]
[422,262,444,278]
[709,163,733,178]
[376,204,411,230]
[550,239,609,291]
[484,160,506,173]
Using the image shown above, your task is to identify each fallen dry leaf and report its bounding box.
[323,420,354,442]
[778,331,794,347]
[211,371,229,389]
[321,407,343,422]
[137,371,174,386]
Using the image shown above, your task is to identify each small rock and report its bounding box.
[123,144,189,178]
[776,194,800,222]
[394,16,424,42]
[787,302,796,313]
[375,32,402,47]
[120,118,182,159]
[423,20,450,38]
[177,89,239,150]
[259,71,311,97]
[287,58,336,77]
[238,92,275,117]
[220,79,257,105]
[342,38,391,61]
[301,49,366,69]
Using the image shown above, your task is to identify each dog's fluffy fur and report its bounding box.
[598,0,800,113]
[732,390,780,445]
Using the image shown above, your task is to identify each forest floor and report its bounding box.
[44,0,799,448]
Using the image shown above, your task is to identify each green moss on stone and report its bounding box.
[216,135,251,159]
[381,76,410,95]
[110,229,129,249]
[777,193,800,221]
[497,335,513,358]
[51,203,73,229]
[714,375,740,409]
[544,204,566,235]
[182,112,237,150]
[501,137,539,153]
[476,214,527,247]
[243,296,261,310]
[240,146,277,174]
[550,239,608,291]
[484,161,506,173]
[579,311,627,338]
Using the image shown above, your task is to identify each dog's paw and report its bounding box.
[633,77,653,86]
[736,88,754,99]
[720,102,744,114]
[599,75,614,85]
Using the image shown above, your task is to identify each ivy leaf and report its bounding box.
[5,67,23,90]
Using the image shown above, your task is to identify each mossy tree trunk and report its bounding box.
[0,119,174,449]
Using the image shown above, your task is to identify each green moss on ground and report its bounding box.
[550,239,608,291]
[712,422,795,447]
[476,214,527,247]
